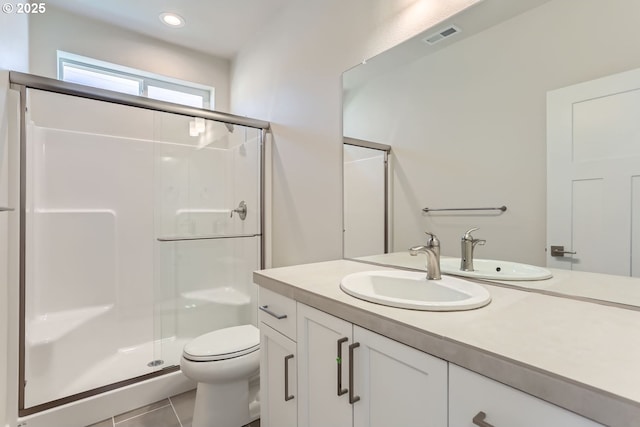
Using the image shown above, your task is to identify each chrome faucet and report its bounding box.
[460,227,486,271]
[409,232,441,280]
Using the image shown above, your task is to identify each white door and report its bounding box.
[352,326,448,427]
[260,323,297,427]
[547,67,640,276]
[297,303,353,427]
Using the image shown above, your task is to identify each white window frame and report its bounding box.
[57,51,214,110]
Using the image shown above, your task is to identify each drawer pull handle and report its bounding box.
[259,305,287,320]
[284,354,295,401]
[348,342,360,404]
[473,411,494,427]
[336,337,348,396]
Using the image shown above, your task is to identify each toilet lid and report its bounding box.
[183,324,260,362]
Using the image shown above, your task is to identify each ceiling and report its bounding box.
[343,0,551,91]
[44,0,294,59]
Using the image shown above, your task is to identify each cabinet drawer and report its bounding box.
[449,364,602,427]
[258,287,296,340]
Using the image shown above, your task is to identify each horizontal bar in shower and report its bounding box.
[157,233,262,242]
[9,71,270,130]
[343,136,392,152]
[422,206,508,213]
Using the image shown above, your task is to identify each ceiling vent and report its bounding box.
[422,25,461,45]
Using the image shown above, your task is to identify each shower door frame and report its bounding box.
[9,71,270,416]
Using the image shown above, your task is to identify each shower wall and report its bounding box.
[23,89,261,410]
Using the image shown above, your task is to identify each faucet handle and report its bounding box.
[424,231,440,248]
[463,228,486,247]
[463,227,480,240]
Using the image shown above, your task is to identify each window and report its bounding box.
[58,51,214,109]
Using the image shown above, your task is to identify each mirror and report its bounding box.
[342,0,640,306]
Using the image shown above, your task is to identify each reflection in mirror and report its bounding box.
[342,0,640,306]
[547,70,640,277]
[343,138,391,258]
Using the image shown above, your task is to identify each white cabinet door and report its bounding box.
[297,304,353,427]
[353,326,448,427]
[260,323,297,427]
[449,364,602,427]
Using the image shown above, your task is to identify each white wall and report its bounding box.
[0,14,29,73]
[231,0,479,267]
[343,0,640,265]
[28,5,231,112]
[0,10,28,426]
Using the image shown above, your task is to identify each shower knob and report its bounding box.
[231,201,247,220]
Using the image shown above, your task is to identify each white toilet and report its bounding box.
[180,324,260,427]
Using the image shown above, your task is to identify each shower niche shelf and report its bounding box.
[181,287,251,306]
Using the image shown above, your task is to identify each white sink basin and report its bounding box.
[340,270,491,311]
[440,258,552,281]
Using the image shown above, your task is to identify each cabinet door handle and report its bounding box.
[472,411,495,427]
[336,337,348,396]
[284,354,295,401]
[259,305,287,320]
[348,342,360,404]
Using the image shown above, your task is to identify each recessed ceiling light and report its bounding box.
[159,12,185,28]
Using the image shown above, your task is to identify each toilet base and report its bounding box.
[193,380,249,427]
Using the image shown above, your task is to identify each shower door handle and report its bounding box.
[0,207,14,212]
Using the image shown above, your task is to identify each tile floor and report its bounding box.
[86,389,260,427]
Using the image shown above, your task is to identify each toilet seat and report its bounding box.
[183,324,260,362]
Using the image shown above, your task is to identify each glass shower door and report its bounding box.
[22,89,161,410]
[153,112,262,368]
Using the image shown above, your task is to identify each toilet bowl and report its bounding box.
[180,324,260,427]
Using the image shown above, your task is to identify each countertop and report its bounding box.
[254,258,640,427]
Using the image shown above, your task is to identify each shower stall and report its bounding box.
[7,72,269,426]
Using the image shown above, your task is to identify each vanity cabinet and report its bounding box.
[258,286,602,427]
[449,364,602,427]
[297,303,448,427]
